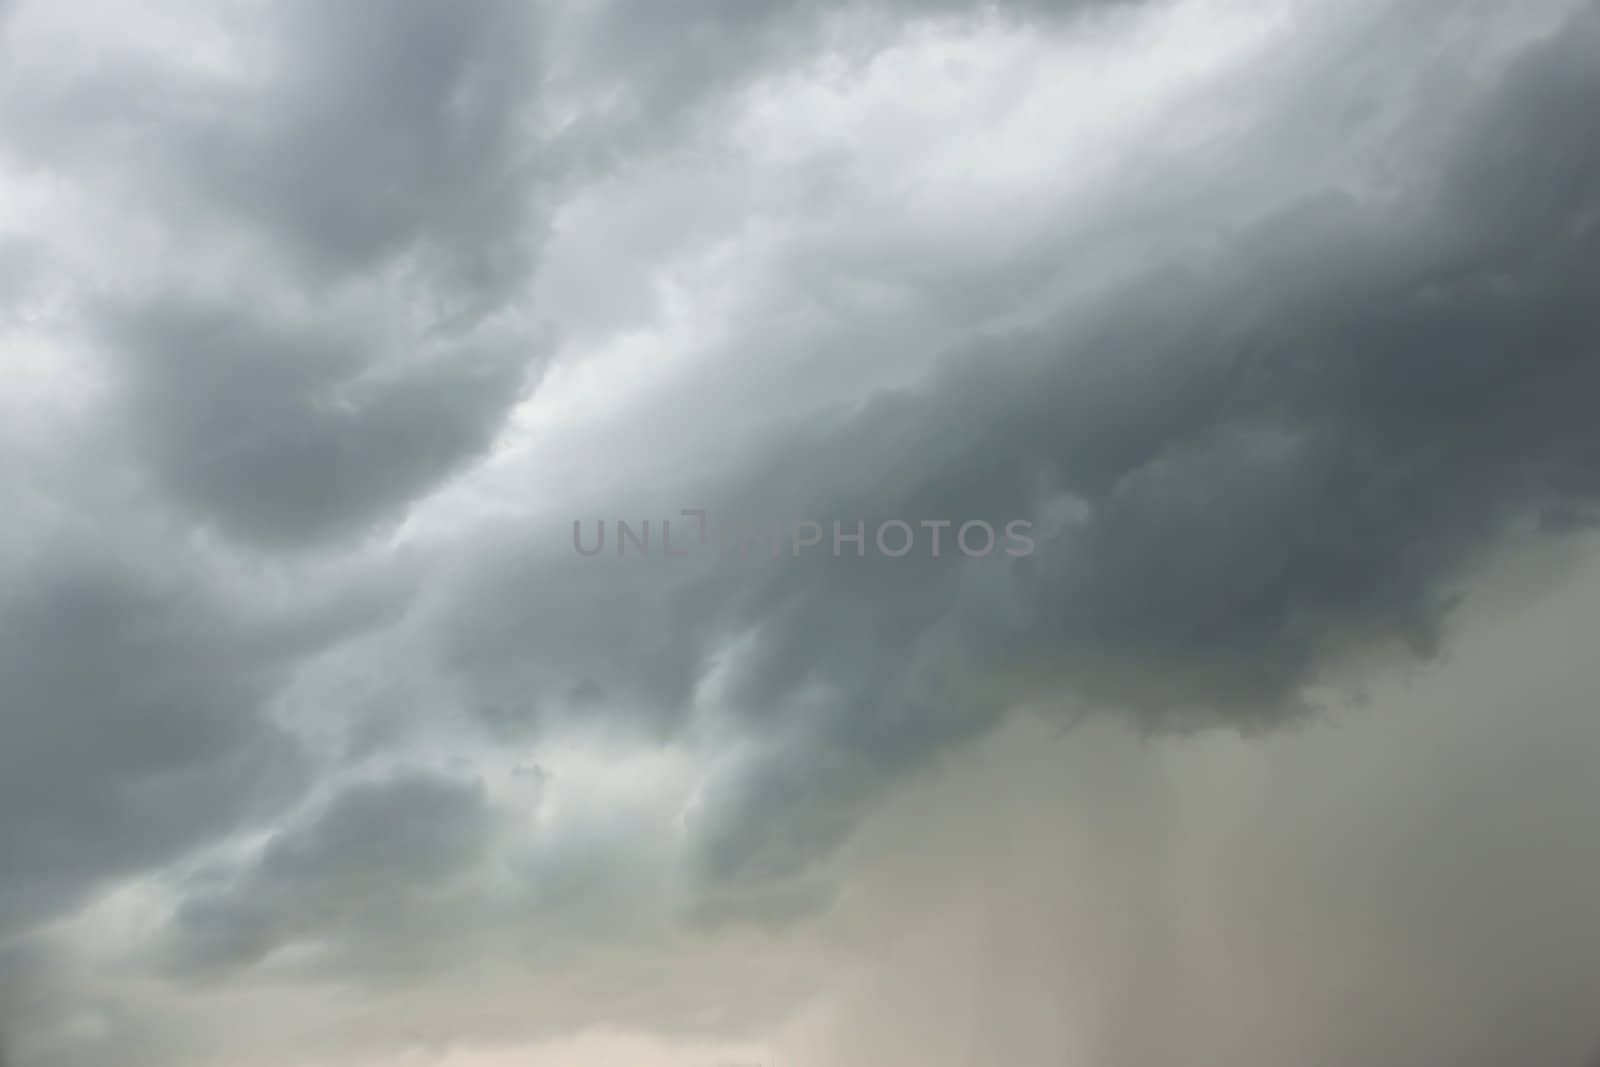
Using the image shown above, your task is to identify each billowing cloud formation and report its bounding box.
[103,294,541,547]
[0,544,307,933]
[2,0,1598,1063]
[426,0,1600,897]
[164,773,495,976]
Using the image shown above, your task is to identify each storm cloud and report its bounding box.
[2,0,1598,1063]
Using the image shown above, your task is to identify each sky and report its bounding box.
[1,0,1599,1064]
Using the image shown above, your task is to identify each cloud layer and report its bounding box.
[2,0,1598,1063]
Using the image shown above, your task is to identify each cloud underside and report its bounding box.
[2,0,1599,1063]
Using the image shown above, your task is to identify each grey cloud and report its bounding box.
[102,295,544,549]
[164,772,493,977]
[0,550,308,935]
[4,0,552,550]
[545,0,1131,171]
[192,0,544,308]
[0,239,37,317]
[429,0,1600,903]
[0,0,544,311]
[0,937,192,1067]
[5,0,1600,1061]
[149,764,740,1038]
[440,536,732,740]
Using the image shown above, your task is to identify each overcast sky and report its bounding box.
[2,0,1599,1064]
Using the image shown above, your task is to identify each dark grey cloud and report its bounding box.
[191,0,544,308]
[100,294,543,548]
[3,0,1599,1062]
[3,0,552,551]
[424,0,1600,904]
[0,548,308,935]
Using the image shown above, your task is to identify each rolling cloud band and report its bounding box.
[3,0,1600,1064]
